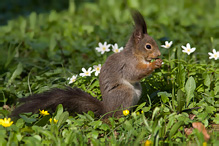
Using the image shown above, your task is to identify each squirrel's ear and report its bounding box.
[132,11,147,43]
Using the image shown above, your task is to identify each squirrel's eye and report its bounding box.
[146,44,151,49]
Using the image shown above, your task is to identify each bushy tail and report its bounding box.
[11,87,104,117]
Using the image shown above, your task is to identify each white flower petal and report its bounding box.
[161,45,167,48]
[93,65,97,69]
[186,43,191,49]
[191,47,196,52]
[114,43,118,48]
[209,56,213,59]
[79,73,85,77]
[95,47,100,52]
[98,42,102,47]
[181,46,187,50]
[208,52,213,56]
[165,41,168,45]
[95,71,99,76]
[182,50,187,53]
[169,41,173,46]
[82,68,86,73]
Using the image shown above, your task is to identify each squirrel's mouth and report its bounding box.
[145,58,159,63]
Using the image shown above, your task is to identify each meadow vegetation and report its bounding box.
[0,0,218,145]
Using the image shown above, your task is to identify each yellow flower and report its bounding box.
[39,109,50,116]
[141,110,144,114]
[0,118,13,127]
[144,140,152,146]
[49,118,58,124]
[203,142,207,146]
[123,109,130,116]
[136,111,140,115]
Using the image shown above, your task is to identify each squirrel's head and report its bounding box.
[130,11,161,62]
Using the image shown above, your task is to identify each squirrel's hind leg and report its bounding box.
[102,86,135,118]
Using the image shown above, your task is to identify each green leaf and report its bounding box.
[87,111,95,118]
[205,106,216,113]
[57,111,69,128]
[213,114,219,124]
[176,89,185,112]
[88,130,99,139]
[0,137,7,146]
[32,126,56,142]
[15,118,25,128]
[34,115,50,126]
[8,63,23,84]
[89,80,99,90]
[29,12,37,30]
[49,33,57,52]
[54,104,64,120]
[20,19,27,36]
[152,107,160,120]
[19,114,37,123]
[142,107,151,112]
[204,73,211,87]
[185,76,196,107]
[64,131,76,144]
[166,113,177,131]
[124,120,133,131]
[15,133,22,141]
[169,121,184,137]
[177,64,186,89]
[49,10,58,22]
[214,85,219,95]
[135,102,146,112]
[69,0,75,14]
[127,0,139,8]
[22,136,41,146]
[89,120,102,129]
[100,123,110,131]
[157,92,171,103]
[108,117,115,128]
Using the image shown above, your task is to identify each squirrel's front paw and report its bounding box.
[153,58,162,69]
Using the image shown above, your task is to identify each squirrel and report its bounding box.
[11,11,162,118]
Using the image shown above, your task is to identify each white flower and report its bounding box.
[161,41,173,48]
[208,49,219,60]
[181,43,196,55]
[93,64,101,76]
[112,43,124,53]
[95,42,111,54]
[79,67,93,77]
[68,75,77,84]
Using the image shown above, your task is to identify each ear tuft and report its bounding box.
[131,11,147,43]
[132,11,147,34]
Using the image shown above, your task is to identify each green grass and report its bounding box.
[0,0,219,145]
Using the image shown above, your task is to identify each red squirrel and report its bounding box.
[11,11,162,118]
